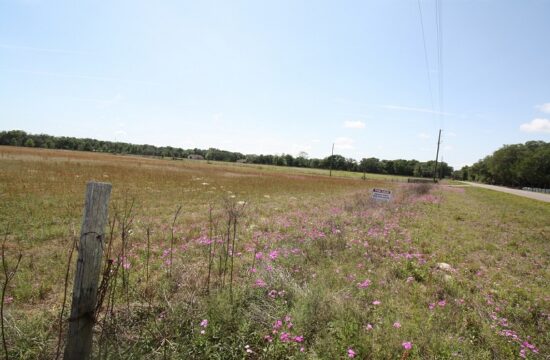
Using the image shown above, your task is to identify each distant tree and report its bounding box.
[360,158,382,173]
[24,138,35,147]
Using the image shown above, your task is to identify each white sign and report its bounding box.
[371,188,392,202]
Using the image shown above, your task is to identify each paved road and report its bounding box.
[463,182,550,203]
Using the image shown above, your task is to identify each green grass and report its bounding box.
[201,158,410,181]
[0,146,548,359]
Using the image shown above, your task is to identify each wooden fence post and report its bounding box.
[64,182,112,360]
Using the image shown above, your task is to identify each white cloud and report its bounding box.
[334,137,354,149]
[418,132,430,139]
[536,103,550,114]
[344,120,365,129]
[519,118,550,133]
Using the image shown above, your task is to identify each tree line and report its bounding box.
[0,130,453,178]
[453,141,550,189]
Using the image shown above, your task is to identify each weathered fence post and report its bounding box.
[64,182,112,360]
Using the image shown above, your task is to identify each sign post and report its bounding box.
[371,188,392,202]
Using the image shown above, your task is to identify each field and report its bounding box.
[0,146,549,359]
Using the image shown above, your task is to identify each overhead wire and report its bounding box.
[435,0,444,166]
[416,0,435,113]
[435,0,444,131]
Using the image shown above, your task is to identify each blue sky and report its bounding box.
[1,0,549,168]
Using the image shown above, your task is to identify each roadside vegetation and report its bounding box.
[0,146,548,359]
[454,141,550,189]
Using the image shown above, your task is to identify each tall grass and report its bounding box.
[0,146,548,359]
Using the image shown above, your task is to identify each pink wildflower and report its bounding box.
[293,335,304,343]
[393,322,401,328]
[438,300,446,307]
[280,332,291,342]
[428,303,435,310]
[273,320,283,330]
[357,279,371,289]
[402,342,412,350]
[200,319,208,328]
[255,278,267,287]
[347,348,356,358]
[366,323,373,331]
[372,300,381,305]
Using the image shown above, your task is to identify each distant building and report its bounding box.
[188,154,204,160]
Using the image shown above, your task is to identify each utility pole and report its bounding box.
[329,143,334,177]
[433,129,442,182]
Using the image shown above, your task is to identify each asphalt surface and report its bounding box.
[463,182,550,203]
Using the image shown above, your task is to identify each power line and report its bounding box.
[435,0,444,130]
[416,0,435,113]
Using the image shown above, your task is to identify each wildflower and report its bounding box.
[437,300,446,307]
[4,296,13,304]
[393,322,401,328]
[269,250,279,261]
[300,347,305,352]
[122,260,131,270]
[255,252,263,260]
[428,303,435,310]
[365,323,373,331]
[357,279,372,289]
[200,319,208,327]
[200,330,205,335]
[522,341,539,353]
[273,320,283,330]
[406,276,414,283]
[245,344,253,353]
[280,332,291,342]
[519,348,527,358]
[264,335,273,342]
[402,341,412,350]
[293,335,304,343]
[372,300,381,305]
[347,348,356,358]
[255,278,267,287]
